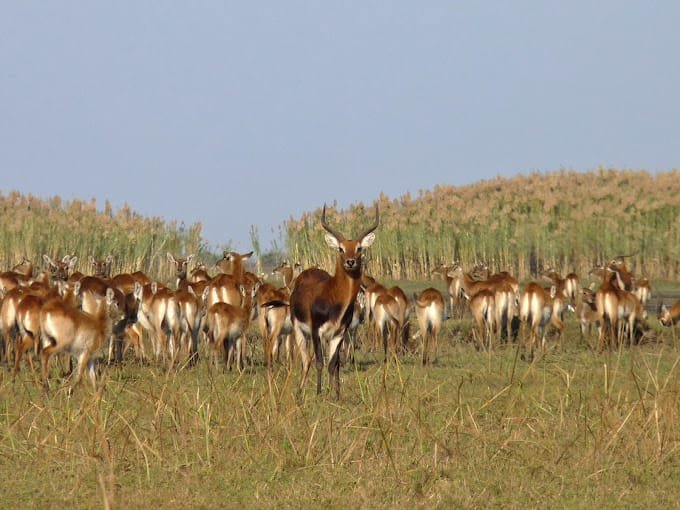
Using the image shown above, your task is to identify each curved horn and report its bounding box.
[357,205,380,241]
[321,204,345,242]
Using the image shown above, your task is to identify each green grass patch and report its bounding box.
[2,318,680,509]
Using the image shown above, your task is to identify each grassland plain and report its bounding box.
[2,293,680,509]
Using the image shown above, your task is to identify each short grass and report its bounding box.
[2,317,680,509]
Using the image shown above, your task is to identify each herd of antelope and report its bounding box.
[1,206,679,398]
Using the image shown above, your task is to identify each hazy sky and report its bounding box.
[2,2,679,252]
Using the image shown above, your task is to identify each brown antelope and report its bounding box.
[593,264,620,351]
[89,255,114,279]
[14,293,45,376]
[289,204,378,398]
[0,257,34,292]
[431,263,462,319]
[342,290,366,366]
[606,266,646,347]
[272,260,302,290]
[203,283,259,371]
[1,287,28,366]
[466,288,496,351]
[255,282,292,368]
[362,278,387,351]
[633,277,652,306]
[206,251,255,308]
[167,253,195,289]
[43,254,78,284]
[414,288,444,365]
[40,287,124,390]
[450,265,516,344]
[575,287,599,340]
[373,286,410,361]
[542,268,579,303]
[189,264,211,283]
[659,299,680,339]
[518,283,551,360]
[132,281,180,364]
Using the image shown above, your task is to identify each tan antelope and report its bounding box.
[450,265,516,344]
[40,287,124,390]
[203,283,259,371]
[659,299,680,340]
[633,277,652,307]
[466,288,496,351]
[206,250,255,308]
[373,286,410,361]
[575,287,599,340]
[255,282,292,368]
[167,253,195,289]
[362,277,387,352]
[431,263,463,319]
[0,257,33,293]
[89,255,114,279]
[189,264,211,283]
[606,266,646,347]
[43,254,78,284]
[289,205,378,398]
[413,288,444,365]
[518,282,552,360]
[1,286,27,365]
[271,260,302,290]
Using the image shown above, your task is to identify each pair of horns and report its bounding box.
[321,204,379,242]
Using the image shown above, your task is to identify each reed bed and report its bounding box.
[286,168,680,281]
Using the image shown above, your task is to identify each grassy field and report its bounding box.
[2,299,680,509]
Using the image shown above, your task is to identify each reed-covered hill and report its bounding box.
[0,191,206,278]
[285,168,680,281]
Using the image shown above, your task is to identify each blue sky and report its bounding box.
[2,2,679,252]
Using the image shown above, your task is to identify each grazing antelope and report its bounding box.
[414,288,444,365]
[40,287,124,390]
[203,283,259,372]
[289,204,378,398]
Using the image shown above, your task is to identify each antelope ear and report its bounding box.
[360,232,376,249]
[68,257,78,269]
[134,281,143,299]
[325,232,341,250]
[89,255,95,265]
[187,254,195,264]
[167,253,175,263]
